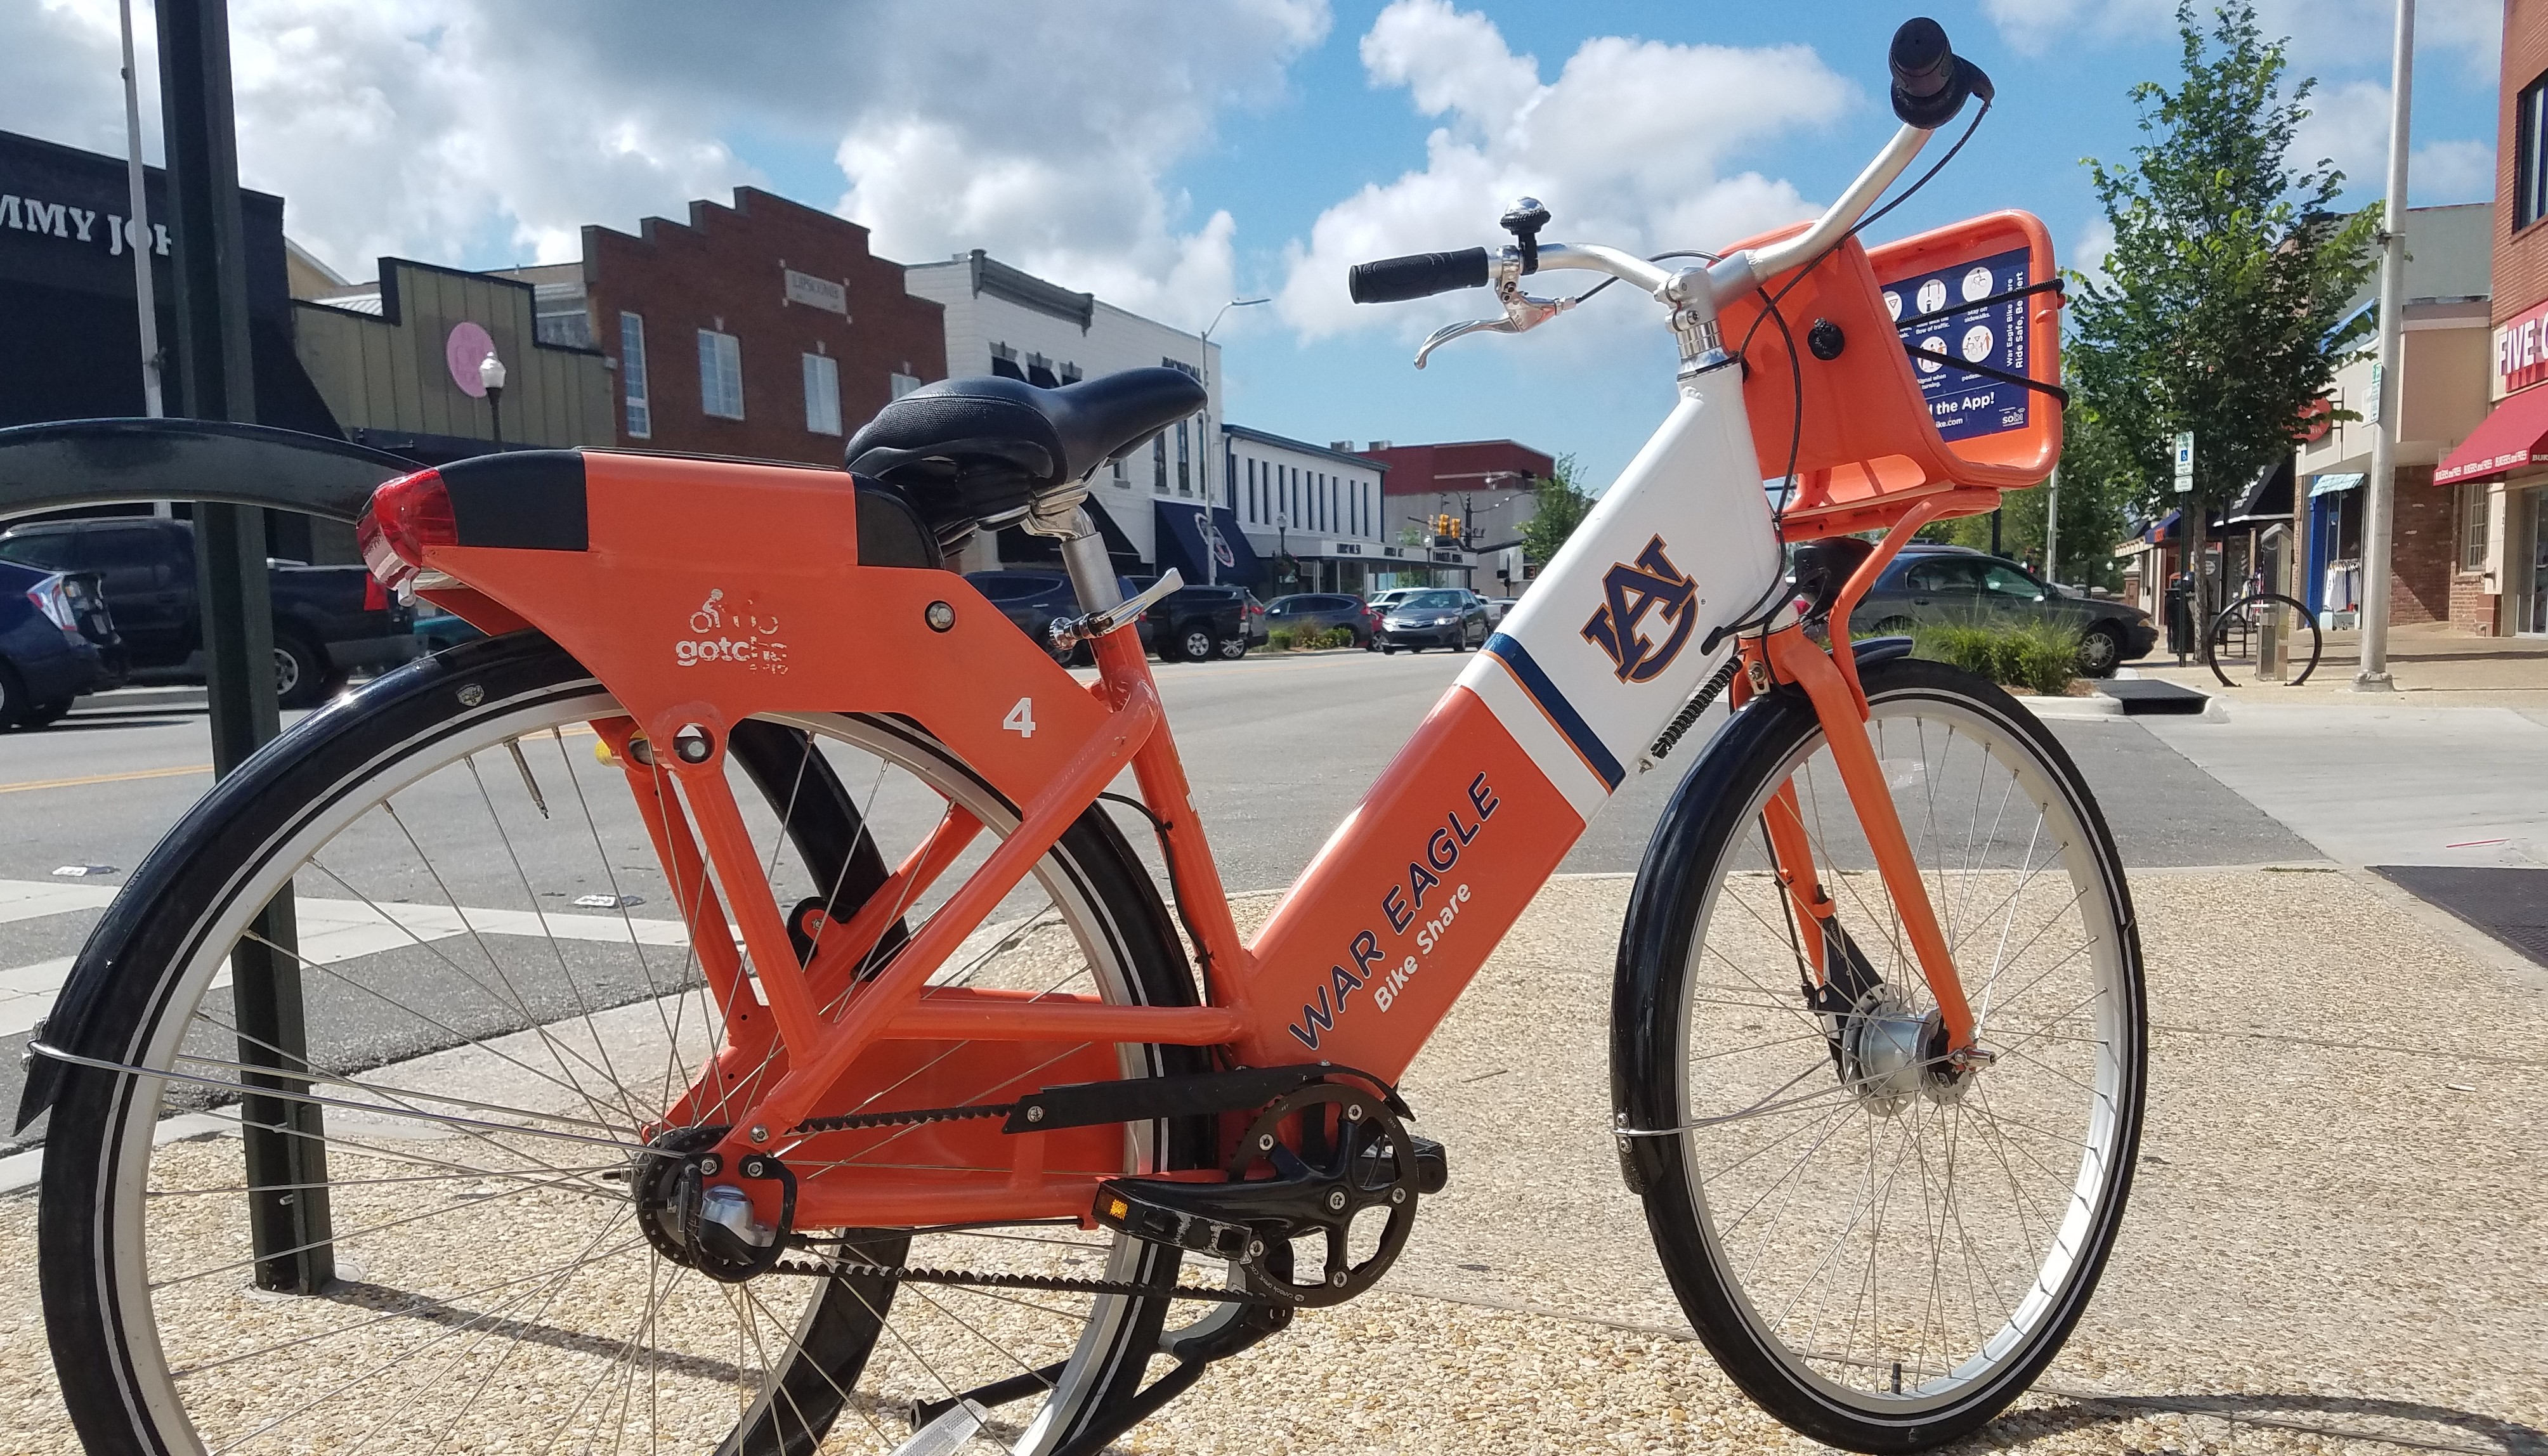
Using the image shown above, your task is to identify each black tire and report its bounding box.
[2075,622,2124,678]
[273,632,330,708]
[25,697,74,727]
[1614,656,2145,1452]
[0,661,27,728]
[1380,644,1398,655]
[38,632,1208,1456]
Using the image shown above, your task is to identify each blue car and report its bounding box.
[0,559,118,729]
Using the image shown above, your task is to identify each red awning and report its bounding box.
[2436,387,2548,485]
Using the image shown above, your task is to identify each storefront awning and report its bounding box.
[2225,457,2294,524]
[2143,508,2179,544]
[1152,500,1265,588]
[2308,472,2363,498]
[2435,387,2548,486]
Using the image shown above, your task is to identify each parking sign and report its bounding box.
[2172,431,2195,494]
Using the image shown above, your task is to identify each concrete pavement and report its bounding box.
[1,869,2537,1454]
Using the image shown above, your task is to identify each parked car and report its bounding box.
[1376,588,1492,653]
[1240,592,1271,647]
[1366,587,1420,615]
[0,517,418,707]
[1849,545,2157,677]
[1265,592,1376,647]
[1484,597,1517,627]
[1123,576,1252,661]
[0,559,119,729]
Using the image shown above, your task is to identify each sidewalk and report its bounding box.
[2131,620,2548,709]
[1,872,2538,1454]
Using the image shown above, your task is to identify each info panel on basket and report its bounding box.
[1883,245,2032,445]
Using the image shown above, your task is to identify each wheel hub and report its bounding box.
[632,1126,797,1283]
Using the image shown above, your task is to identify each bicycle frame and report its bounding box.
[393,325,1977,1235]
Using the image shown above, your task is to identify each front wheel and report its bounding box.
[1614,655,2145,1452]
[2076,622,2124,678]
[38,634,1208,1456]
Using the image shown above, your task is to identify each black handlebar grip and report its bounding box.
[1348,247,1491,305]
[1888,16,1977,129]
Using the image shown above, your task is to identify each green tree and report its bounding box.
[1922,401,2144,592]
[2066,1,2377,606]
[1517,453,1593,567]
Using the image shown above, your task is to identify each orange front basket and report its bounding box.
[1718,210,2063,542]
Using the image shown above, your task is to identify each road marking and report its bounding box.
[0,763,213,795]
[0,879,711,1041]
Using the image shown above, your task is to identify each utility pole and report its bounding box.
[2356,0,2414,691]
[2043,465,2061,585]
[1194,297,1269,586]
[117,0,163,419]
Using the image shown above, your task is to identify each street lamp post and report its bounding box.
[1196,296,1269,585]
[480,351,507,450]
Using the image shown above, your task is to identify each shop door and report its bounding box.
[2528,491,2548,635]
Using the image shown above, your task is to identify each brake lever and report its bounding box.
[1413,289,1573,369]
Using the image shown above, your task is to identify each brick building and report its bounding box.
[2435,0,2548,635]
[2296,203,2491,629]
[523,187,946,467]
[1354,439,1556,595]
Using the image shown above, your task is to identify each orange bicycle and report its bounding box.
[27,20,2142,1454]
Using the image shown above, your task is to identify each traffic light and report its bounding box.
[1433,513,1459,546]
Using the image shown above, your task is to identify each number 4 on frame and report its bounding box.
[1003,697,1036,738]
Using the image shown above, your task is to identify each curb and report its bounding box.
[71,686,207,713]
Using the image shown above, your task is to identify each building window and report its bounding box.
[990,342,1023,380]
[698,329,744,420]
[619,312,651,439]
[2522,74,2548,231]
[802,352,842,435]
[890,371,922,400]
[1154,432,1168,492]
[1112,452,1126,482]
[1246,458,1257,521]
[2459,481,2490,571]
[1176,420,1191,495]
[1060,363,1083,385]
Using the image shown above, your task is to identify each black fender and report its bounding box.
[1607,630,1907,1193]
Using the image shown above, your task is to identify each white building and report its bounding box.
[1223,425,1424,595]
[904,250,1224,577]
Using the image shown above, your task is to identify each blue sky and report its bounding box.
[2,1,2505,489]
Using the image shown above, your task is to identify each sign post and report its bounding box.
[2172,432,2195,495]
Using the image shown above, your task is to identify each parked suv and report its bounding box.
[1376,588,1491,653]
[0,517,416,707]
[1265,592,1375,647]
[1848,545,2156,677]
[1123,576,1252,661]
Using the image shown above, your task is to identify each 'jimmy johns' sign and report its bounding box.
[0,192,170,257]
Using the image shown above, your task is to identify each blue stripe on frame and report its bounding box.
[1482,633,1624,791]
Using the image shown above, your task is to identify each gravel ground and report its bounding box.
[3,868,2540,1454]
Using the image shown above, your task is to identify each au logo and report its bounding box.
[1581,535,1699,684]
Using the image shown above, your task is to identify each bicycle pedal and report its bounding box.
[1092,1180,1259,1264]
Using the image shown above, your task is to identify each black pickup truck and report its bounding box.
[1123,576,1253,661]
[0,517,417,706]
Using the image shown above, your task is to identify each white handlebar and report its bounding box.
[1707,120,1932,297]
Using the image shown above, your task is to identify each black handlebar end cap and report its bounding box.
[1888,17,1973,129]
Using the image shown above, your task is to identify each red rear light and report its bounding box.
[356,469,454,591]
[362,573,389,612]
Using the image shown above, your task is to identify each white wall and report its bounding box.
[905,256,1220,570]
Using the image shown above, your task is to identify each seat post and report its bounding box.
[1049,506,1123,613]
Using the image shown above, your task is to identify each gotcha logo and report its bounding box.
[674,588,788,674]
[1581,535,1698,684]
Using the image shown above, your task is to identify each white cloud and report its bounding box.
[0,0,1326,327]
[1277,0,1852,338]
[1982,0,2499,81]
[2293,78,2495,207]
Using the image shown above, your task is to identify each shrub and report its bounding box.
[1267,627,1297,651]
[1911,620,2082,696]
[1267,626,1350,652]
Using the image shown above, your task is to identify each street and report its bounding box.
[0,651,2326,1151]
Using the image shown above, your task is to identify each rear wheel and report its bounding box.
[1215,635,1248,660]
[1615,656,2145,1451]
[274,633,332,708]
[39,634,1206,1456]
[1175,625,1216,662]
